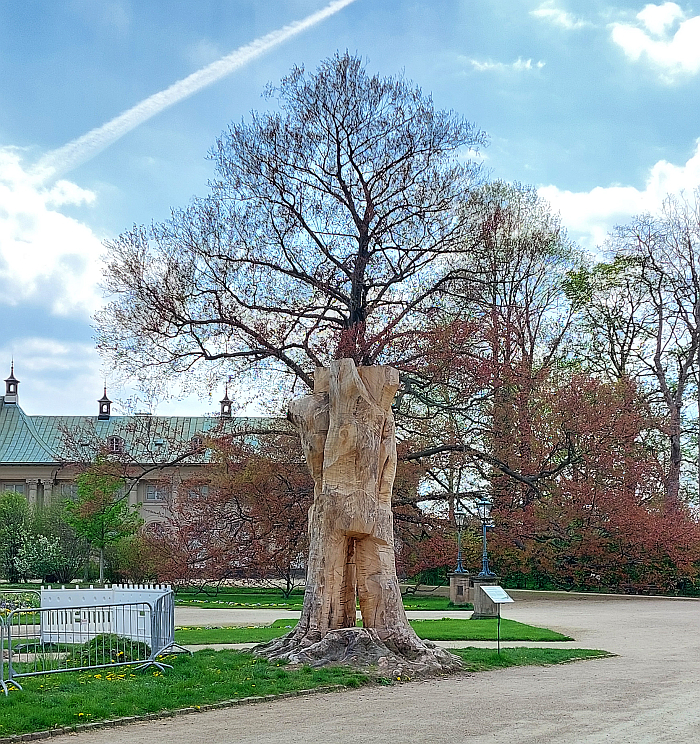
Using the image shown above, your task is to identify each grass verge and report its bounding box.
[174,588,470,612]
[0,651,367,737]
[452,647,611,671]
[413,618,572,642]
[2,585,471,612]
[0,647,610,737]
[174,618,571,645]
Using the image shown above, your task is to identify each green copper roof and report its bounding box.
[0,398,56,463]
[0,397,278,465]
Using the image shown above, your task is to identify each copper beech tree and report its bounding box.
[97,54,486,673]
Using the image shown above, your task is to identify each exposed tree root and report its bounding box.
[255,627,462,677]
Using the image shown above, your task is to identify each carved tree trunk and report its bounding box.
[256,359,460,675]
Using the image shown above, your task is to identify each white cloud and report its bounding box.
[0,338,103,415]
[469,57,545,72]
[539,140,700,252]
[69,0,132,33]
[637,2,684,36]
[186,38,224,68]
[0,147,104,317]
[531,2,589,30]
[611,3,700,81]
[0,336,228,416]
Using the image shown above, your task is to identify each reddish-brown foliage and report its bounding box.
[490,376,700,592]
[148,433,313,596]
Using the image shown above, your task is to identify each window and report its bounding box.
[187,485,209,499]
[1,483,25,495]
[106,435,124,454]
[190,435,204,451]
[146,484,170,502]
[58,482,78,499]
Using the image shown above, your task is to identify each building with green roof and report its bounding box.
[0,364,271,523]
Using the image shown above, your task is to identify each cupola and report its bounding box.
[4,362,19,404]
[220,386,232,418]
[98,386,112,420]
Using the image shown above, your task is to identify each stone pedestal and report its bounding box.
[449,572,472,605]
[471,577,500,619]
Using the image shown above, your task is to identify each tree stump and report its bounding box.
[256,359,461,676]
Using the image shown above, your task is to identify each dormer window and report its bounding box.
[190,435,204,451]
[107,435,124,454]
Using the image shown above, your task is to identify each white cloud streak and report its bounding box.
[539,140,700,252]
[469,57,545,72]
[35,0,357,179]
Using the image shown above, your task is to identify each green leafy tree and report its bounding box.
[15,535,65,582]
[0,491,29,583]
[66,459,142,583]
[30,502,89,583]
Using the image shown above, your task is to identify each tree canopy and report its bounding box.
[97,52,486,400]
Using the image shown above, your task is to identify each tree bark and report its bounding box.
[256,359,460,675]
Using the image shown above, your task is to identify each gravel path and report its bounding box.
[52,594,700,743]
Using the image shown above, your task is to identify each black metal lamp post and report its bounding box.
[454,507,467,573]
[476,496,496,578]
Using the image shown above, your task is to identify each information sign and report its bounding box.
[480,585,514,604]
[478,585,514,654]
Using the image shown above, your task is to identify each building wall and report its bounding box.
[0,463,207,524]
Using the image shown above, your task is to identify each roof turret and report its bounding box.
[4,362,19,404]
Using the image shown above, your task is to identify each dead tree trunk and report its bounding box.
[256,359,460,675]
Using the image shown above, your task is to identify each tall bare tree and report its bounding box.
[614,193,700,507]
[398,182,582,506]
[96,52,486,400]
[577,191,700,506]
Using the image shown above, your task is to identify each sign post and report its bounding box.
[479,585,514,653]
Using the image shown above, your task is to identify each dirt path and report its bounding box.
[54,595,700,743]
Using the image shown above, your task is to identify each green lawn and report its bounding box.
[412,618,572,641]
[174,618,571,645]
[173,587,470,611]
[174,587,306,609]
[452,647,610,672]
[1,584,471,612]
[0,647,611,737]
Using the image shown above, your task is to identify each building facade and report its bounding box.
[0,365,255,524]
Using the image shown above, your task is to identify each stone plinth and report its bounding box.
[471,577,500,619]
[449,572,472,605]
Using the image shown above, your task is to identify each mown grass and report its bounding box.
[174,618,571,645]
[0,647,611,737]
[174,587,470,611]
[175,619,297,644]
[452,647,611,671]
[412,618,572,642]
[0,650,368,737]
[2,584,471,612]
[174,587,305,609]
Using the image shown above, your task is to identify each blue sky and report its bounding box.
[2,0,700,416]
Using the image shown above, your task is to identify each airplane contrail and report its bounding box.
[35,0,357,179]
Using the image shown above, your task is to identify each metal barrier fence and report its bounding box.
[0,589,185,694]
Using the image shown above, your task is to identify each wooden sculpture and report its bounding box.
[257,359,460,674]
